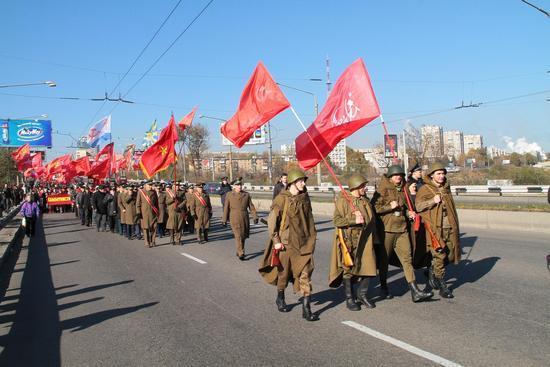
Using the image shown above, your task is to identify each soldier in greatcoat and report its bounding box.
[415,162,461,299]
[165,182,187,245]
[329,174,378,311]
[259,169,317,322]
[155,183,168,238]
[136,181,159,248]
[184,185,195,234]
[222,179,258,260]
[123,185,141,240]
[371,165,433,303]
[189,183,212,244]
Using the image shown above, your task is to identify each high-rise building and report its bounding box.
[464,134,483,153]
[421,125,444,160]
[487,146,507,159]
[443,130,464,159]
[329,139,347,168]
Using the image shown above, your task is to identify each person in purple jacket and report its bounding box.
[19,194,40,237]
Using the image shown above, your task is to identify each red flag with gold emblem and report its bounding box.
[11,143,30,162]
[295,58,380,170]
[139,115,178,178]
[221,62,290,148]
[45,154,72,179]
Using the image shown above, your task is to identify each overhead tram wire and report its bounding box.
[83,0,185,135]
[106,0,215,117]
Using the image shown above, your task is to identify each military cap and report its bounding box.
[348,174,368,191]
[287,168,308,185]
[221,176,228,180]
[233,179,243,186]
[409,163,422,173]
[386,165,405,178]
[427,162,447,176]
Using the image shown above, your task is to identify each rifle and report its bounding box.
[337,228,354,267]
[424,220,445,253]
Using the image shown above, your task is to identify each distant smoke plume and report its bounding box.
[502,136,543,155]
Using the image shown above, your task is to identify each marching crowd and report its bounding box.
[14,161,460,323]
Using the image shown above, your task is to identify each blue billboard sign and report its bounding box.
[0,119,52,148]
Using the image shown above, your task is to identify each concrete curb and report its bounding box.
[0,205,24,270]
[211,196,550,234]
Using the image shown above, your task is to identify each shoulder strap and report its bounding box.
[139,189,159,216]
[279,197,289,232]
[194,192,207,207]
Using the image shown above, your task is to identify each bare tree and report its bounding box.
[184,124,210,180]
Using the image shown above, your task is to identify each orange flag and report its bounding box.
[139,115,178,178]
[178,106,197,132]
[11,143,30,162]
[221,62,290,148]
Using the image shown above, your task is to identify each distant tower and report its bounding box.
[325,55,332,99]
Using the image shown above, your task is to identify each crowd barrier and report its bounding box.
[244,185,550,196]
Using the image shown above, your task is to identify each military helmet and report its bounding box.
[287,168,308,185]
[386,165,405,178]
[348,174,368,191]
[427,162,447,176]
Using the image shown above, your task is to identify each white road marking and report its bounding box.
[180,253,207,264]
[342,321,463,367]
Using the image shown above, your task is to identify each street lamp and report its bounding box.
[199,114,234,181]
[276,82,322,185]
[0,81,56,88]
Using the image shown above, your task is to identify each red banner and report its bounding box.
[47,194,73,207]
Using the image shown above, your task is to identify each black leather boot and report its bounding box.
[197,229,203,244]
[276,290,289,312]
[437,278,454,299]
[203,229,208,242]
[379,280,393,299]
[409,281,434,303]
[428,266,439,290]
[302,296,316,321]
[344,279,361,311]
[356,277,375,309]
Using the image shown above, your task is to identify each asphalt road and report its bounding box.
[0,208,548,366]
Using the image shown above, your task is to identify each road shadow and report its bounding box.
[48,228,92,235]
[47,241,81,248]
[311,288,345,316]
[0,217,158,367]
[244,251,263,261]
[447,256,501,290]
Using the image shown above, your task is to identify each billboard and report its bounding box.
[384,134,398,158]
[0,119,52,148]
[222,125,268,146]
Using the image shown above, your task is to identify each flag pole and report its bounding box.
[289,106,357,211]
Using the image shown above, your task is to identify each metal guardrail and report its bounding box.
[244,185,550,196]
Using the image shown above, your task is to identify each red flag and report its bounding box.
[87,158,111,179]
[45,154,72,179]
[113,156,127,173]
[295,59,380,170]
[221,62,290,148]
[32,152,43,168]
[96,142,114,162]
[178,107,197,132]
[71,156,91,176]
[11,144,30,162]
[17,153,36,171]
[139,115,178,178]
[24,167,37,179]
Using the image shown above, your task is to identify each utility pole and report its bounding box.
[267,121,273,183]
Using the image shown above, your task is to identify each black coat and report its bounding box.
[272,182,286,200]
[79,192,92,208]
[92,191,108,214]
